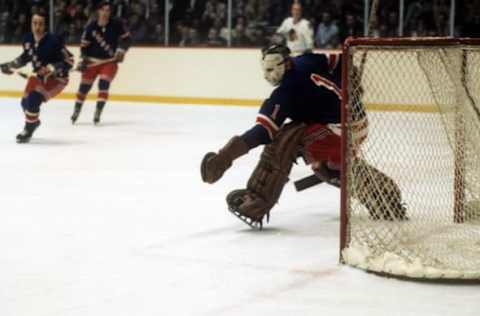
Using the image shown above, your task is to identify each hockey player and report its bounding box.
[201,44,406,229]
[0,8,73,143]
[71,0,131,125]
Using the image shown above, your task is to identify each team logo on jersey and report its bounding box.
[93,31,114,56]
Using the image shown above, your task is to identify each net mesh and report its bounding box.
[342,40,480,279]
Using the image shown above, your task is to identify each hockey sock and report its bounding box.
[75,83,92,107]
[24,91,43,122]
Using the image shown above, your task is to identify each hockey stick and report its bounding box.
[15,69,58,81]
[13,57,118,80]
[294,174,324,191]
[0,68,34,79]
[14,69,54,81]
[82,57,118,69]
[15,70,30,79]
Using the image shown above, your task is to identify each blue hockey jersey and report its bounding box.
[15,32,74,80]
[80,18,131,59]
[242,52,342,148]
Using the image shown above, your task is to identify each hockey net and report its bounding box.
[340,38,480,280]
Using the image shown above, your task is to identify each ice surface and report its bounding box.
[0,98,478,316]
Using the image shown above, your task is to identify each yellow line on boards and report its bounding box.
[107,94,262,107]
[366,103,439,113]
[0,90,262,107]
[0,90,439,112]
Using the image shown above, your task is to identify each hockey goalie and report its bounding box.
[201,44,407,229]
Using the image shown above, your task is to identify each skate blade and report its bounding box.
[71,115,79,124]
[16,137,31,144]
[228,206,263,230]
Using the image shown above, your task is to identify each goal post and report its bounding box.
[340,37,480,280]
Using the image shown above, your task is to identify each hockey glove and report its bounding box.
[0,62,14,75]
[114,50,125,63]
[36,66,52,76]
[76,59,89,72]
[53,64,68,79]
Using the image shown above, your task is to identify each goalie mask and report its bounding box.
[261,44,291,86]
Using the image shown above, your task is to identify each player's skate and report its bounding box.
[93,104,104,125]
[16,120,41,143]
[71,103,82,124]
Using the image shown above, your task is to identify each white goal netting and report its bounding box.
[341,39,480,279]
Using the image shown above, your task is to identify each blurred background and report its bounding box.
[0,0,478,48]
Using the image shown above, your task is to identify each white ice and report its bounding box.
[0,98,478,316]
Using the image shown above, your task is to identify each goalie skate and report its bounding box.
[226,189,270,230]
[228,205,265,230]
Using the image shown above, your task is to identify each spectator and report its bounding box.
[232,22,252,47]
[384,11,398,37]
[248,25,269,47]
[188,27,201,46]
[463,16,480,38]
[338,12,361,43]
[212,17,229,42]
[10,13,28,43]
[404,0,424,32]
[5,1,476,46]
[409,18,427,37]
[150,23,165,44]
[206,27,226,46]
[201,0,221,33]
[233,0,246,18]
[170,0,205,23]
[180,26,201,47]
[276,1,313,55]
[65,19,83,44]
[129,13,148,43]
[178,24,191,46]
[315,11,339,48]
[0,12,9,43]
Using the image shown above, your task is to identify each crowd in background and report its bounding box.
[0,0,480,48]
